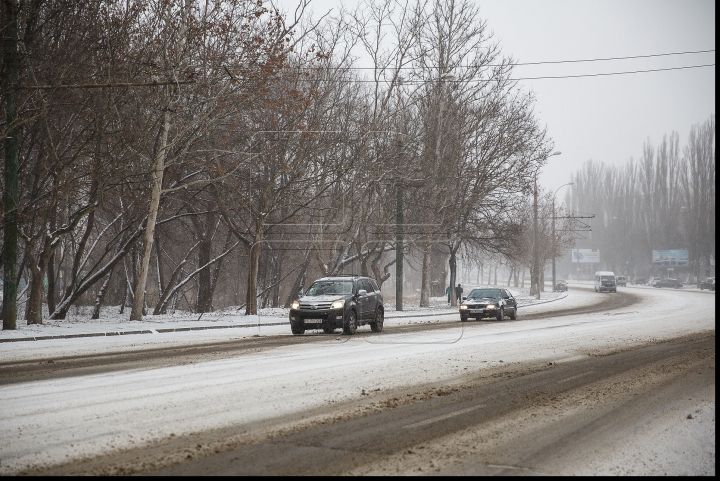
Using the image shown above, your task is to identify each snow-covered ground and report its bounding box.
[0,283,714,475]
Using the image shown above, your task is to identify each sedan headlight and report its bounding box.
[331,299,345,309]
[459,305,468,310]
[290,301,300,310]
[486,304,495,310]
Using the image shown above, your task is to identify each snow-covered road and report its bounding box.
[0,284,714,475]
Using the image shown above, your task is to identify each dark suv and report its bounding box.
[289,275,384,335]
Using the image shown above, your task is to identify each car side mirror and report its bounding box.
[462,296,467,301]
[358,289,367,296]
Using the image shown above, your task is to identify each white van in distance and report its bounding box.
[594,271,617,293]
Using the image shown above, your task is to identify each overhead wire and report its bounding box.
[305,48,716,70]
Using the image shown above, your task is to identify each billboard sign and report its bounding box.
[652,249,689,267]
[572,248,600,263]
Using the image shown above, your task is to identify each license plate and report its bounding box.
[469,310,482,313]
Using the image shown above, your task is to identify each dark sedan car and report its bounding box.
[699,277,715,291]
[653,278,683,289]
[459,288,517,322]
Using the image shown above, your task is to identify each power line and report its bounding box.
[510,63,715,80]
[294,48,715,70]
[511,49,715,66]
[305,63,715,82]
[19,79,195,90]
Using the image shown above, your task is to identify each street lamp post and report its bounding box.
[552,182,574,292]
[533,151,561,299]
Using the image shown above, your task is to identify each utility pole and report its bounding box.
[2,0,19,330]
[552,183,574,291]
[395,133,404,311]
[532,152,561,298]
[533,176,540,299]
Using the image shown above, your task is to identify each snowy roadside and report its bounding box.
[0,286,568,343]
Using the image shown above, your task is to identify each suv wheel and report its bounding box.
[370,308,384,332]
[509,307,516,320]
[496,307,504,322]
[291,321,305,335]
[343,310,357,335]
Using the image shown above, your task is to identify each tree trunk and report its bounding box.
[271,251,282,308]
[419,243,431,307]
[284,250,311,307]
[154,260,187,315]
[47,252,57,315]
[448,249,458,307]
[2,0,19,330]
[196,231,213,313]
[26,263,46,324]
[130,109,169,321]
[245,232,263,315]
[119,260,128,314]
[91,267,114,319]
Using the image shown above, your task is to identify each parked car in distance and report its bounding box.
[650,277,661,287]
[653,278,683,289]
[699,277,715,291]
[555,280,568,292]
[459,288,517,322]
[616,275,627,287]
[289,275,384,335]
[632,277,647,285]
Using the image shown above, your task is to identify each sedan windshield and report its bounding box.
[305,280,354,296]
[467,289,501,299]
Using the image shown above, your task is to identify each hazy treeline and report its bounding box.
[565,116,715,282]
[2,0,572,326]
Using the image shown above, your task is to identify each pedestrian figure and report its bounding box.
[455,283,463,302]
[446,285,451,304]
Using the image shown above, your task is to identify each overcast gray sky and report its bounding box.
[273,0,715,194]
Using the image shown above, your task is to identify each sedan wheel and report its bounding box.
[509,307,517,320]
[496,307,504,322]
